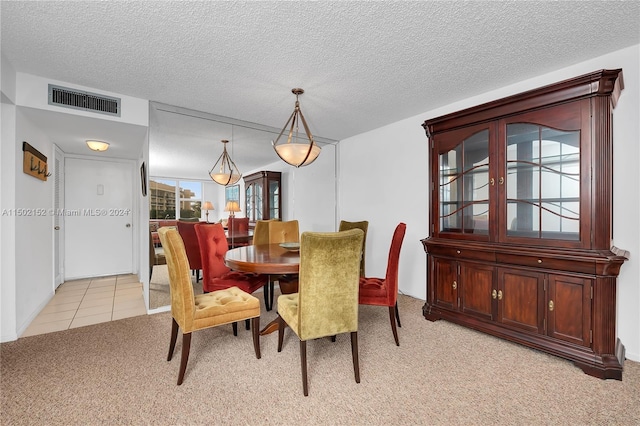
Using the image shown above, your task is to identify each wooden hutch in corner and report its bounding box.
[421,69,629,380]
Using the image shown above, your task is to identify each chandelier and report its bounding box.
[209,140,241,186]
[272,88,321,167]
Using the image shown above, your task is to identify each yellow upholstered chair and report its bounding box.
[252,219,279,246]
[262,220,300,309]
[158,227,261,385]
[276,228,364,396]
[339,220,369,276]
[268,220,299,244]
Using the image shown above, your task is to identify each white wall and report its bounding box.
[13,110,56,334]
[16,73,148,127]
[1,52,18,341]
[338,44,640,362]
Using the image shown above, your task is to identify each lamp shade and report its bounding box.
[86,140,110,152]
[209,140,241,185]
[202,201,214,211]
[224,200,241,213]
[272,88,321,167]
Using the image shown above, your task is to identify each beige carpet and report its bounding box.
[2,292,639,425]
[150,264,203,309]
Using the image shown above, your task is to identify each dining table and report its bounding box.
[224,243,299,335]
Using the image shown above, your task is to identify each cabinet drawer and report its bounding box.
[427,245,496,262]
[495,253,595,274]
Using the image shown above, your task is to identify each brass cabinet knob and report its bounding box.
[499,177,504,185]
[492,289,497,299]
[452,281,457,290]
[548,300,554,311]
[538,259,542,264]
[498,290,503,300]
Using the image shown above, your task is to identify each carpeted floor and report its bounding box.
[2,292,639,425]
[150,264,202,309]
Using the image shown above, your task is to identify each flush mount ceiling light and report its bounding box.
[209,139,241,186]
[86,140,110,152]
[272,88,321,167]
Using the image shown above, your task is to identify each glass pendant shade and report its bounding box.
[272,88,321,167]
[209,140,241,186]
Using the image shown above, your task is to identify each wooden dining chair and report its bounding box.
[339,220,369,276]
[276,228,364,396]
[358,222,406,346]
[158,227,261,385]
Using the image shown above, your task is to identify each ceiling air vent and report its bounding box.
[48,84,121,117]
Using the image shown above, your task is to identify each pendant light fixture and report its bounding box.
[272,88,321,167]
[209,139,241,186]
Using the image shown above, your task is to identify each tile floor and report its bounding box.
[22,274,146,337]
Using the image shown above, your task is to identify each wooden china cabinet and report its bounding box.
[244,171,281,224]
[422,69,629,380]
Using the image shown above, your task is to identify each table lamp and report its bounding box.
[202,201,214,223]
[224,200,241,219]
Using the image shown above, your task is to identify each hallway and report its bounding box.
[22,274,146,337]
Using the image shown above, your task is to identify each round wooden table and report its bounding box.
[225,243,299,334]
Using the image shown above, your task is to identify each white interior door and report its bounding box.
[53,146,65,288]
[64,157,134,279]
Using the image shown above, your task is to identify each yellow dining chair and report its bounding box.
[252,219,279,246]
[253,219,280,310]
[158,227,261,385]
[276,228,364,396]
[265,219,300,308]
[339,220,369,276]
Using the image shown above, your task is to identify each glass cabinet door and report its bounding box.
[437,127,491,237]
[501,101,585,245]
[505,123,580,241]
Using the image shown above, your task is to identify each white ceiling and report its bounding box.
[2,1,639,172]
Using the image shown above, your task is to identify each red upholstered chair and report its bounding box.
[358,222,406,346]
[227,217,251,247]
[176,221,203,282]
[195,223,268,309]
[227,216,249,233]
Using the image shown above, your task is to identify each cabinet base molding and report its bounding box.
[422,302,625,380]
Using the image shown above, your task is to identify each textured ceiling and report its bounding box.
[2,1,639,172]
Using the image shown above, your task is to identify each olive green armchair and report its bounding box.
[276,228,364,396]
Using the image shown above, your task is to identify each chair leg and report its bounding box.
[269,279,275,310]
[245,319,250,330]
[251,316,261,359]
[351,331,360,384]
[167,318,179,361]
[300,339,308,396]
[277,315,285,352]
[263,280,271,311]
[395,301,402,327]
[177,332,192,385]
[232,322,238,336]
[388,306,400,346]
